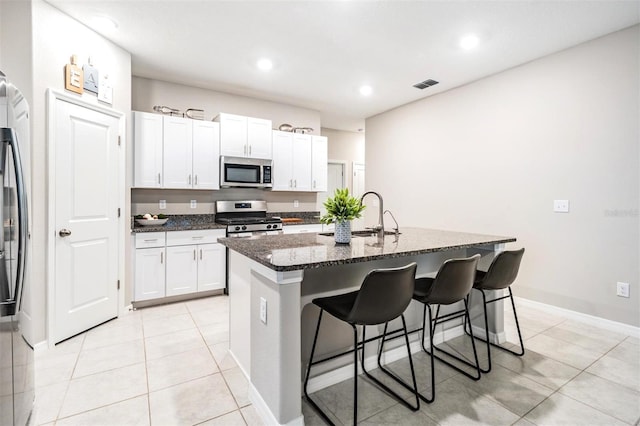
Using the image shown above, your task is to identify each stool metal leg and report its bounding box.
[464,287,525,373]
[303,309,336,426]
[352,324,358,426]
[418,304,435,403]
[360,316,420,410]
[424,301,481,381]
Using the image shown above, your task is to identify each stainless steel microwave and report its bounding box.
[220,156,273,188]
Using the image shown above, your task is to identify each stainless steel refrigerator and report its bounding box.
[0,71,33,426]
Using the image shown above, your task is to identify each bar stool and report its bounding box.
[303,263,419,426]
[464,248,525,373]
[412,254,482,402]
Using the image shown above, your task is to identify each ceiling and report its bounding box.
[47,0,639,132]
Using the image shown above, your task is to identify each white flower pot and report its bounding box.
[334,220,351,244]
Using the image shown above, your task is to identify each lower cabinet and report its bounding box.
[134,229,226,302]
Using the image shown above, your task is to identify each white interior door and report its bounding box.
[352,162,366,231]
[52,98,120,344]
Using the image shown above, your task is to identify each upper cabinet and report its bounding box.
[133,112,163,188]
[133,111,220,190]
[311,136,328,192]
[216,113,272,159]
[272,131,328,192]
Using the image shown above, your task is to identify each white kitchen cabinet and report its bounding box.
[163,115,193,188]
[311,135,328,192]
[272,131,312,191]
[133,111,163,188]
[247,117,273,158]
[192,120,220,189]
[197,243,226,292]
[217,113,272,159]
[134,233,166,302]
[133,229,226,303]
[134,247,166,301]
[133,112,219,189]
[166,244,199,296]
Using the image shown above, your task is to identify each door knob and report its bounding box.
[59,229,72,237]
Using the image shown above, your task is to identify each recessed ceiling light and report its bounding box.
[257,58,273,71]
[460,34,479,50]
[359,85,373,96]
[90,16,118,33]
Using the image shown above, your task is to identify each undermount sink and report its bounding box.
[319,230,401,238]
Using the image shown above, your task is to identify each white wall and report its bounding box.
[132,77,321,134]
[365,25,639,326]
[27,0,132,343]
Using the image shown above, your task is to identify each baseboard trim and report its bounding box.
[248,383,304,426]
[515,296,640,338]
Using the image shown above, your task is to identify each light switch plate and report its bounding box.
[553,199,570,213]
[190,200,197,209]
[159,200,166,210]
[294,200,299,208]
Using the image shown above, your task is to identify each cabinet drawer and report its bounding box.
[166,229,225,246]
[135,232,166,248]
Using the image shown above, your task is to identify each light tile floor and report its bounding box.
[33,296,639,425]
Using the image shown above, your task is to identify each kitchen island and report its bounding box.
[218,228,516,426]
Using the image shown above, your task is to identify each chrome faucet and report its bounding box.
[359,191,385,238]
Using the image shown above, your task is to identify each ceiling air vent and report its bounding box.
[413,79,439,90]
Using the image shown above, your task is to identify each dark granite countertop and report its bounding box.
[131,214,225,233]
[218,227,516,272]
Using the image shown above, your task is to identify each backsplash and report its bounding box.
[131,188,320,215]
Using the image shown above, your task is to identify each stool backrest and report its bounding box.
[477,248,525,290]
[427,254,480,305]
[348,262,417,325]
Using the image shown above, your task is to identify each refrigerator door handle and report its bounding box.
[1,128,28,313]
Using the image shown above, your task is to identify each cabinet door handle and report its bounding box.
[313,180,316,189]
[188,175,192,185]
[249,145,252,156]
[195,175,198,186]
[200,249,202,260]
[294,179,297,188]
[194,249,196,261]
[244,145,247,156]
[160,252,163,264]
[158,173,161,184]
[144,238,158,243]
[289,179,293,188]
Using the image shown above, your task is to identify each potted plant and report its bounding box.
[320,188,365,244]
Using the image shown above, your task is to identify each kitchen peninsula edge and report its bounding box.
[218,227,516,426]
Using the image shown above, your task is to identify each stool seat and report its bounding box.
[313,291,358,322]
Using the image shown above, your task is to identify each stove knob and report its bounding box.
[241,225,247,230]
[234,226,241,231]
[267,224,272,229]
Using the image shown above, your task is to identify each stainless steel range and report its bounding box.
[215,200,282,237]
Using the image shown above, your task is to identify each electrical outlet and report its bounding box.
[260,297,267,324]
[553,199,570,213]
[159,200,166,210]
[616,282,630,298]
[294,200,299,208]
[190,200,197,209]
